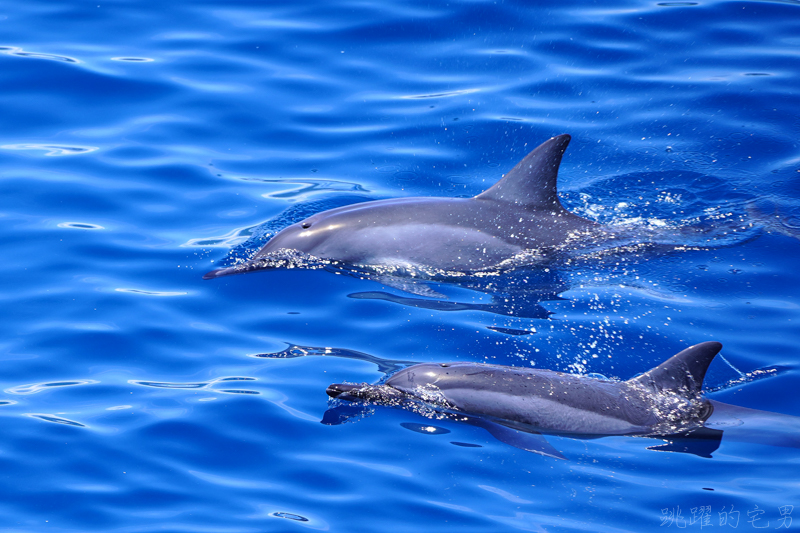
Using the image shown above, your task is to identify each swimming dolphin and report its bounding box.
[204,134,608,279]
[326,342,800,458]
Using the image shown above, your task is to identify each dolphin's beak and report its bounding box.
[326,383,406,403]
[202,259,284,280]
[203,249,317,281]
[326,383,361,398]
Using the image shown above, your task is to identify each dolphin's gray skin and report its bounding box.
[204,134,608,279]
[326,342,800,458]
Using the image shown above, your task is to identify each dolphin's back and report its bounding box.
[386,363,660,435]
[250,195,598,271]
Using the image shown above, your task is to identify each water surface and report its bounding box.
[1,0,799,531]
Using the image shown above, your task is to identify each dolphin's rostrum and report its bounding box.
[204,134,608,279]
[326,342,800,459]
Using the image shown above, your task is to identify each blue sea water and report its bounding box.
[1,0,800,530]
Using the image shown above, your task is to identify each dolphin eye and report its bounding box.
[301,222,312,229]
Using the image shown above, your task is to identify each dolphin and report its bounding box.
[325,342,800,459]
[204,134,609,279]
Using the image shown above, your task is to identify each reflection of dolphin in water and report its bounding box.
[326,342,800,459]
[204,134,611,280]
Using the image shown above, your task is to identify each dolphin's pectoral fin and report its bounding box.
[468,417,566,459]
[349,291,474,311]
[647,427,724,458]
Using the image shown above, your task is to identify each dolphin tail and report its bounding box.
[630,341,722,394]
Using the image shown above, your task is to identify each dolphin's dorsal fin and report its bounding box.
[630,342,722,394]
[476,134,571,210]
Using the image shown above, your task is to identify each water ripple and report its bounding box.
[183,225,257,248]
[297,454,413,478]
[0,144,98,156]
[0,46,79,63]
[129,377,257,391]
[272,512,309,522]
[57,222,105,230]
[111,57,155,62]
[114,288,189,297]
[6,380,98,395]
[27,414,86,427]
[398,88,481,100]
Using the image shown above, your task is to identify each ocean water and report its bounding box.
[1,0,799,531]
